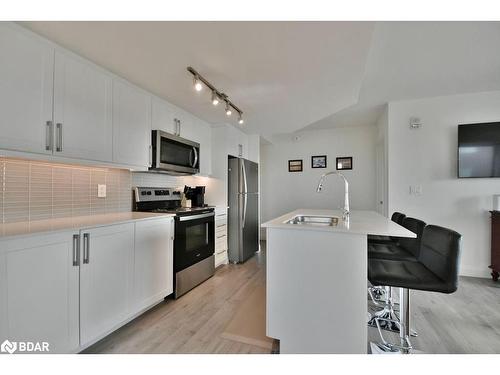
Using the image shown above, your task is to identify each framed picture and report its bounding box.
[336,157,353,170]
[311,155,327,169]
[288,159,303,172]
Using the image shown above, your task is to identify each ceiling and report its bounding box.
[20,21,500,138]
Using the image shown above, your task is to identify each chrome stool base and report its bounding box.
[370,288,414,354]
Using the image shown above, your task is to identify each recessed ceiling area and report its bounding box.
[20,21,500,138]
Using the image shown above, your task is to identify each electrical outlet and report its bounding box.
[97,184,107,198]
[409,185,422,196]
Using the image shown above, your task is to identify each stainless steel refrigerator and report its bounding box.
[228,157,259,263]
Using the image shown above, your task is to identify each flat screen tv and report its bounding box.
[458,122,500,178]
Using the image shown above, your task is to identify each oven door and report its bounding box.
[152,130,200,174]
[174,212,215,272]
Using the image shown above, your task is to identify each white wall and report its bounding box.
[387,91,500,278]
[261,125,377,237]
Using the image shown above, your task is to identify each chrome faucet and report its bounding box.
[316,171,350,222]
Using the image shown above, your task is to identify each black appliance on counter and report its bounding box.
[134,186,215,298]
[184,185,206,207]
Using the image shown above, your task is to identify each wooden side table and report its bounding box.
[490,211,500,281]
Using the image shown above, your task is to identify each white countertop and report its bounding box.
[261,209,416,238]
[0,212,175,240]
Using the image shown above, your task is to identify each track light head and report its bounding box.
[238,113,244,125]
[193,76,203,91]
[225,102,232,116]
[211,91,219,106]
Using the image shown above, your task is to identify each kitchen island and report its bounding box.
[261,209,415,354]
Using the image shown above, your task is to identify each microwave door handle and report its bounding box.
[192,147,198,168]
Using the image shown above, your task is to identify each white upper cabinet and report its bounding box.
[112,80,151,168]
[0,23,54,155]
[151,96,177,134]
[53,51,113,162]
[226,125,248,159]
[0,230,80,353]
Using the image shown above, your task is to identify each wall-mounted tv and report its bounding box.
[458,122,500,178]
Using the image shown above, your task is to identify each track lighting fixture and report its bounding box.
[187,66,244,125]
[211,91,219,106]
[193,75,203,91]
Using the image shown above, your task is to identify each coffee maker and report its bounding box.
[184,186,206,207]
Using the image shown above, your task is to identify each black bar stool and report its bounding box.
[369,225,462,353]
[367,217,426,332]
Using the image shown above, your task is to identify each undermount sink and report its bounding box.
[285,215,339,226]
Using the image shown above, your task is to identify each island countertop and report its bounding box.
[262,209,415,238]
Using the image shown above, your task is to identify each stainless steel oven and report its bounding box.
[151,130,200,175]
[174,210,215,297]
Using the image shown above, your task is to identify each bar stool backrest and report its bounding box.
[418,225,462,293]
[391,212,406,225]
[398,217,426,258]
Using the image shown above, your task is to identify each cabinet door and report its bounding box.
[151,96,177,134]
[176,109,197,141]
[194,118,212,176]
[0,231,79,353]
[53,51,113,162]
[79,223,134,347]
[112,80,151,168]
[0,23,54,154]
[134,218,174,312]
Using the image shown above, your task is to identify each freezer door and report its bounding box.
[240,159,259,193]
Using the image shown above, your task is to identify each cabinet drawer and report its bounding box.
[216,216,227,228]
[216,225,227,236]
[216,235,227,253]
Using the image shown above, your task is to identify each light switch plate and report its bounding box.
[97,184,107,198]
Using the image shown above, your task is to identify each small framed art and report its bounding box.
[288,159,303,172]
[336,157,353,170]
[311,155,327,169]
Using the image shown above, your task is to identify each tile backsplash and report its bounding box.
[0,158,132,223]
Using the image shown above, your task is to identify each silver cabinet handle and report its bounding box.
[56,123,63,152]
[45,121,54,151]
[174,118,180,136]
[72,234,80,266]
[206,223,209,244]
[83,233,90,264]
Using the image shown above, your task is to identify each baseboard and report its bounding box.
[459,265,491,279]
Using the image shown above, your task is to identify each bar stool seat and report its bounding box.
[369,258,447,293]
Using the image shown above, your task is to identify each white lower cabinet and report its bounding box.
[0,216,174,353]
[133,218,174,312]
[0,231,80,354]
[79,223,135,347]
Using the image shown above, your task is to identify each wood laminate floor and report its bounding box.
[85,242,500,354]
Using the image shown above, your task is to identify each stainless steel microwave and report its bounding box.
[150,130,200,175]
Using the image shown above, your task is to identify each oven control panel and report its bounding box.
[134,187,181,202]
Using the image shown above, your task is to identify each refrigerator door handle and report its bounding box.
[241,159,248,194]
[242,193,247,228]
